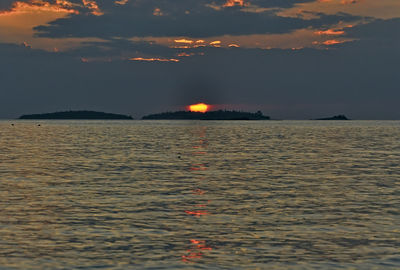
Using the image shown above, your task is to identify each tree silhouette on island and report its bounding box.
[142,110,270,120]
[18,110,349,121]
[315,115,349,120]
[19,110,133,120]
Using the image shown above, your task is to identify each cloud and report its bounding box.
[33,1,359,39]
[251,0,316,8]
[345,18,400,43]
[0,0,19,10]
[279,0,400,20]
[0,0,362,52]
[61,38,181,61]
[0,0,105,16]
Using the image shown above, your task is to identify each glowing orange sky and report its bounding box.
[280,0,400,20]
[0,0,399,53]
[0,0,104,50]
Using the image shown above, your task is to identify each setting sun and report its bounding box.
[188,103,209,113]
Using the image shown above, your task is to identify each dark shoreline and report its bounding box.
[142,110,270,120]
[19,110,133,120]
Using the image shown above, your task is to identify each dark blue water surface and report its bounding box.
[0,120,399,269]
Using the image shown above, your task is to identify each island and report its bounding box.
[142,110,270,120]
[19,110,133,120]
[315,115,349,120]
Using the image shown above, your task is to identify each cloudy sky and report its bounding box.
[0,0,399,119]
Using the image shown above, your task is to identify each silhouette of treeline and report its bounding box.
[19,110,133,120]
[315,115,349,120]
[142,110,270,120]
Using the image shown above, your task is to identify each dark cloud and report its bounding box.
[251,0,315,8]
[0,0,315,13]
[0,0,18,10]
[35,5,358,38]
[0,1,359,40]
[64,39,178,60]
[345,18,400,46]
[97,0,316,11]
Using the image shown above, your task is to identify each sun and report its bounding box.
[188,103,209,113]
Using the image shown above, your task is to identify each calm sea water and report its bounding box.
[0,120,399,269]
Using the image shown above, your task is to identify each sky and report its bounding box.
[0,0,399,119]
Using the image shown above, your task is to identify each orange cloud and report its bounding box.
[115,0,129,5]
[174,39,194,44]
[82,0,103,16]
[210,40,221,45]
[319,0,363,4]
[0,0,79,16]
[0,0,105,17]
[322,39,344,45]
[314,29,345,35]
[176,52,194,57]
[341,0,362,4]
[223,0,249,7]
[153,8,163,16]
[130,29,338,51]
[55,0,75,7]
[130,57,180,62]
[228,43,240,47]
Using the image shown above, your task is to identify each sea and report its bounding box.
[0,120,399,269]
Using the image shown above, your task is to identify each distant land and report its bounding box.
[19,111,133,120]
[142,110,270,120]
[315,115,349,120]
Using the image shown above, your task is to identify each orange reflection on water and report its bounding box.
[192,189,205,195]
[181,252,203,262]
[185,188,210,216]
[198,138,208,144]
[192,151,207,155]
[182,126,214,261]
[184,210,209,216]
[189,163,207,171]
[182,239,213,262]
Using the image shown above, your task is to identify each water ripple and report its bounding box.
[0,120,399,269]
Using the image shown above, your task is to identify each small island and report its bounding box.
[142,110,270,120]
[315,115,349,120]
[19,110,133,120]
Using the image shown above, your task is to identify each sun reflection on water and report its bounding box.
[182,126,214,262]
